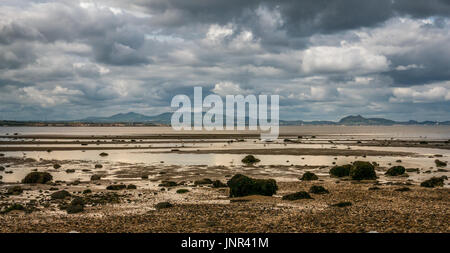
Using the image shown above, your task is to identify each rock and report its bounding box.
[66,197,84,214]
[141,175,149,179]
[434,159,447,167]
[368,186,380,190]
[155,202,173,209]
[94,164,103,169]
[241,155,260,164]
[65,169,75,173]
[82,189,92,194]
[212,180,227,188]
[176,189,189,194]
[349,161,376,180]
[385,166,406,176]
[194,178,213,185]
[99,152,109,157]
[329,165,351,177]
[53,164,61,169]
[106,184,126,190]
[127,184,137,189]
[420,176,446,188]
[395,187,411,192]
[282,191,312,200]
[0,166,5,171]
[300,171,318,181]
[90,174,101,181]
[227,174,277,197]
[158,181,177,187]
[7,186,23,195]
[22,172,53,184]
[1,203,25,214]
[309,185,329,194]
[331,201,352,207]
[406,168,419,173]
[50,190,71,199]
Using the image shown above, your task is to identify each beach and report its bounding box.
[0,126,449,233]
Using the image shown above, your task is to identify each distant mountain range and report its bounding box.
[1,113,450,126]
[77,112,450,126]
[78,112,173,124]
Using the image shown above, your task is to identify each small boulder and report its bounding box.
[90,174,101,181]
[434,159,447,167]
[331,201,352,207]
[66,198,84,214]
[395,187,411,192]
[155,202,173,209]
[50,190,71,200]
[309,185,329,194]
[53,164,61,169]
[227,174,277,197]
[385,166,406,176]
[94,164,103,169]
[176,189,189,194]
[282,191,312,200]
[22,172,53,184]
[420,176,446,188]
[194,178,213,185]
[158,181,177,187]
[329,165,351,177]
[300,171,318,181]
[82,189,92,194]
[106,184,126,190]
[241,155,260,164]
[127,184,137,189]
[7,186,23,195]
[212,180,227,188]
[349,161,376,180]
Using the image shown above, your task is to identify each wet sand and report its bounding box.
[0,132,449,233]
[0,171,448,233]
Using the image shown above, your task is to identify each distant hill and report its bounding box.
[338,115,396,125]
[1,113,449,126]
[78,112,172,124]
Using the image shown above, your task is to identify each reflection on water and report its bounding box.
[0,126,449,185]
[1,125,450,139]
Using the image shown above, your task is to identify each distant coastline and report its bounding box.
[1,113,449,127]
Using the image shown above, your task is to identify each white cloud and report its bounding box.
[390,82,450,103]
[301,44,389,74]
[395,64,424,71]
[212,81,250,96]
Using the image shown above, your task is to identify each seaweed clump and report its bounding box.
[329,165,351,177]
[22,172,53,184]
[420,176,447,188]
[282,191,312,200]
[300,171,318,181]
[349,161,376,180]
[309,185,329,194]
[241,155,260,164]
[227,174,277,197]
[385,166,406,176]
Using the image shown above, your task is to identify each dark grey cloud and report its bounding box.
[0,0,449,121]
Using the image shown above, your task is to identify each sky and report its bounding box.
[1,0,450,121]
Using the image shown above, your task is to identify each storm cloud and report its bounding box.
[0,0,450,121]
